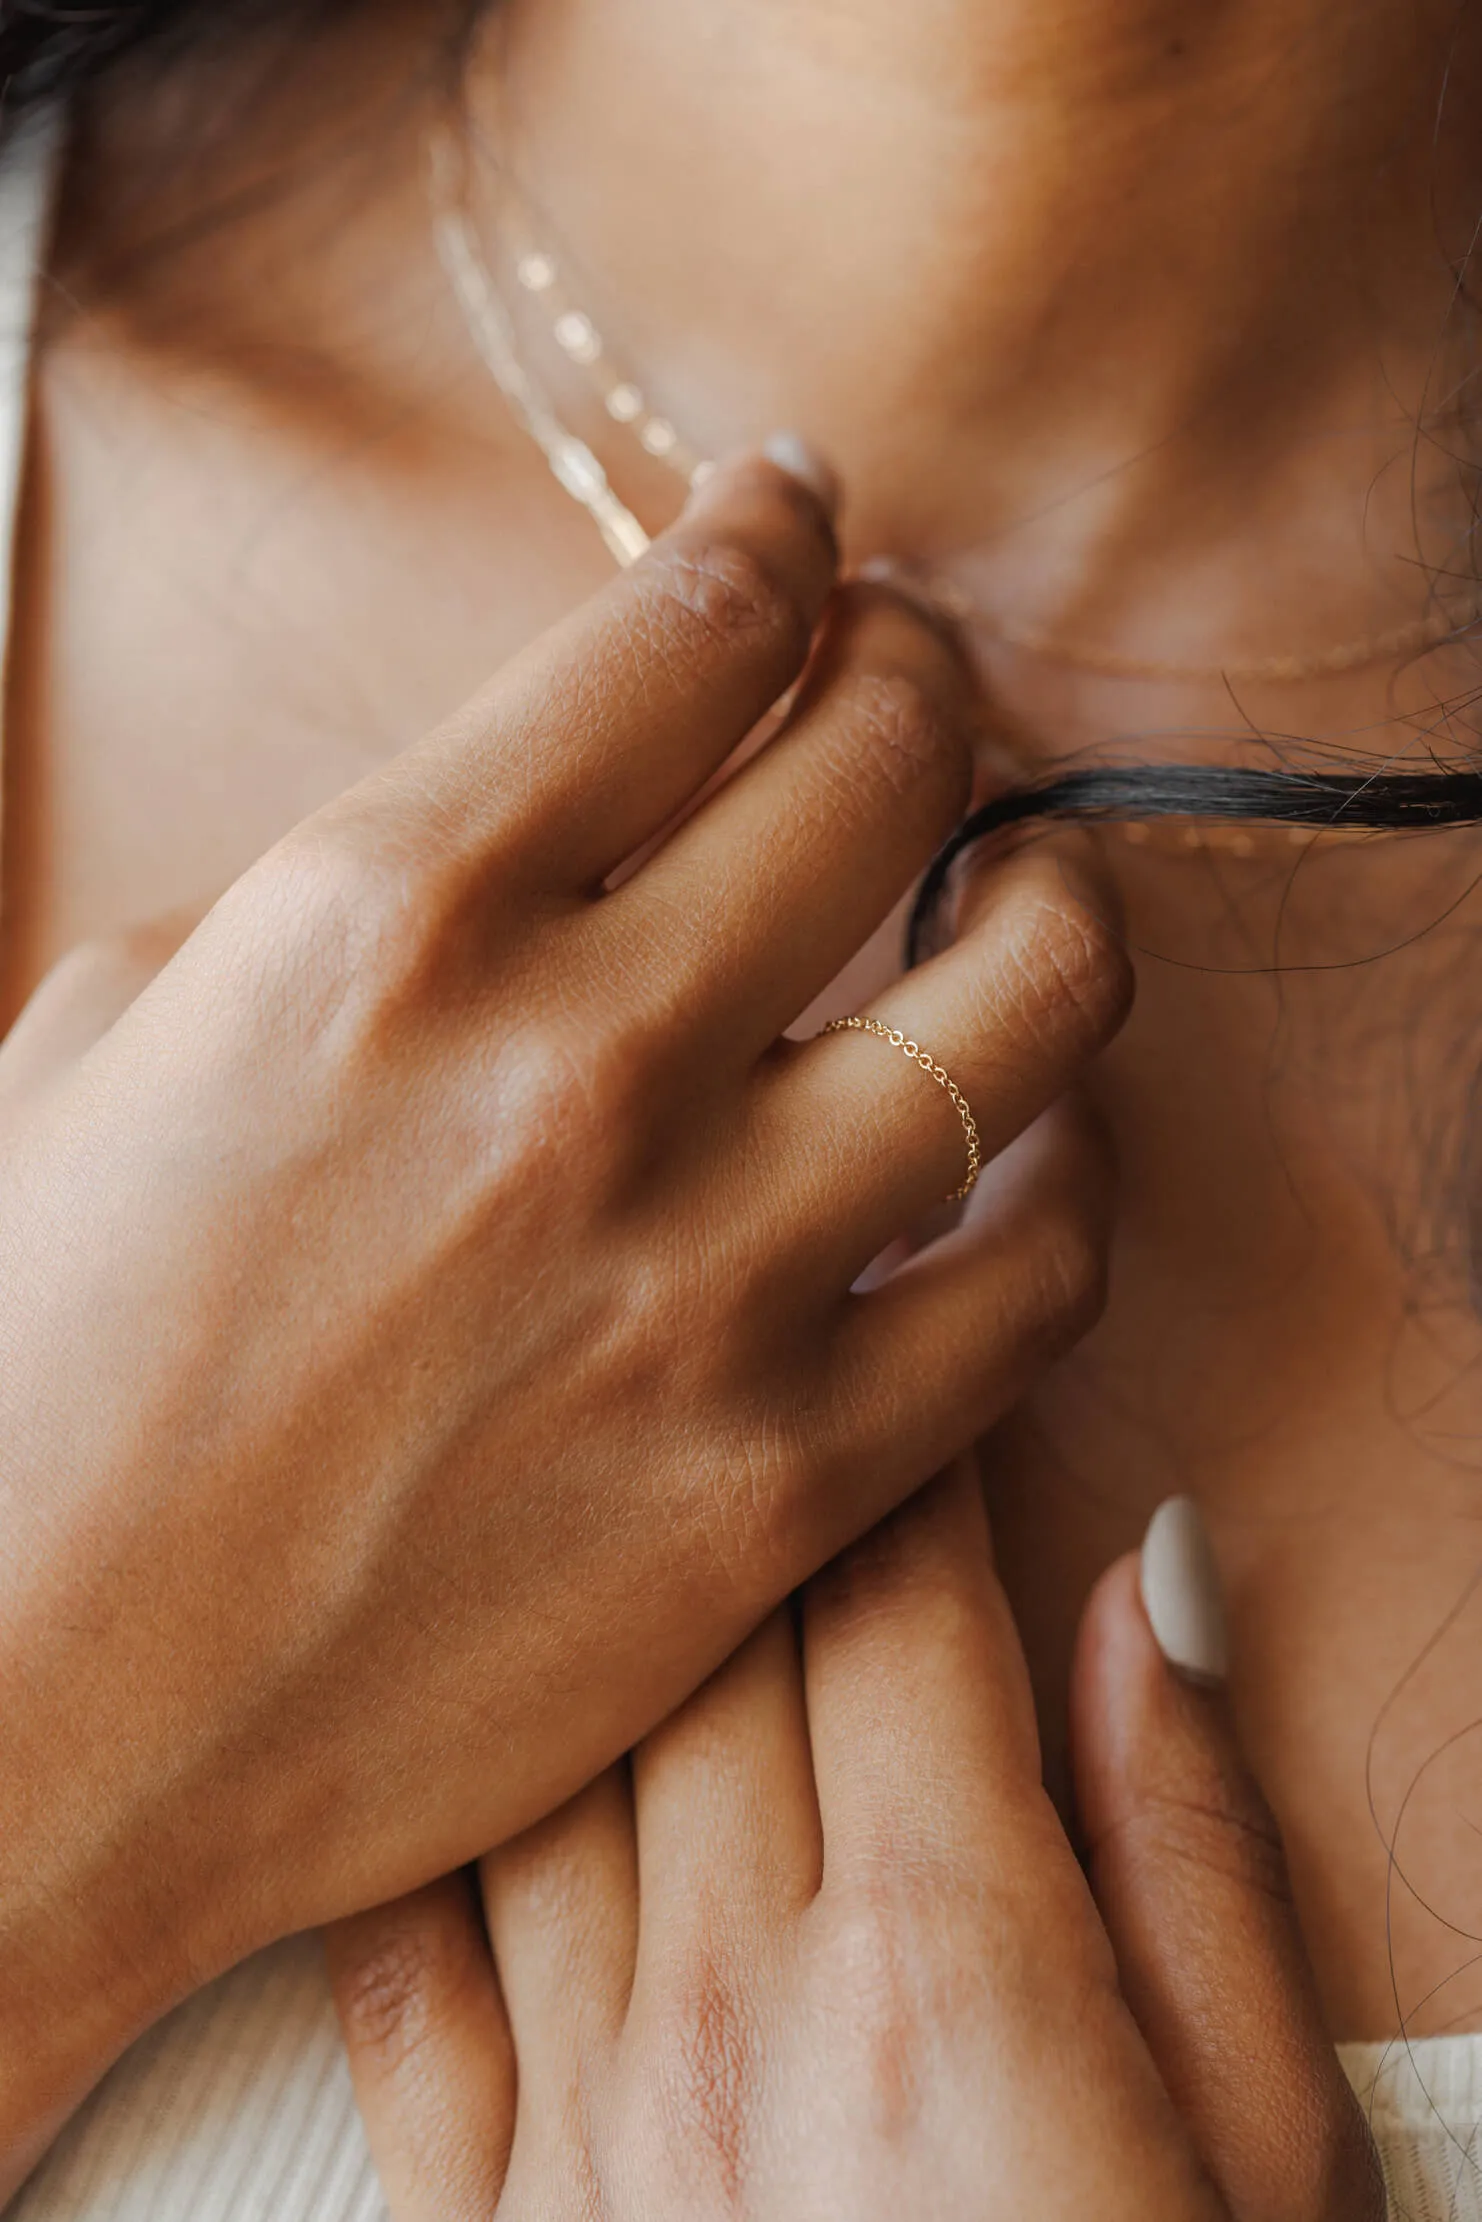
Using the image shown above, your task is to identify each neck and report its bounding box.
[47,0,1482,2040]
[67,0,1482,709]
[483,0,1482,700]
[467,13,1482,2034]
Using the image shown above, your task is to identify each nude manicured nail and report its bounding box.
[760,430,842,522]
[1140,1495,1229,1686]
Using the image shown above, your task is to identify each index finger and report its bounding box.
[332,442,840,896]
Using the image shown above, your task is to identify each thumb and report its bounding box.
[1070,1500,1385,2222]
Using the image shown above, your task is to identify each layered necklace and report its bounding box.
[427,122,1480,694]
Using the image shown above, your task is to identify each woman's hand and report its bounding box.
[0,449,1130,2188]
[329,1461,1383,2222]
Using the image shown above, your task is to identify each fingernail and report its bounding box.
[1140,1496,1229,1686]
[760,431,841,522]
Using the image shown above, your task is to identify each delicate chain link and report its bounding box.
[428,127,653,571]
[821,1017,981,1201]
[503,236,711,490]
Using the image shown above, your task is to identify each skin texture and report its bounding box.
[4,0,1482,2195]
[325,1468,1383,2220]
[465,0,1482,2040]
[0,453,1132,2197]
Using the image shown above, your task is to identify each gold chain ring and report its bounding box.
[820,1016,982,1202]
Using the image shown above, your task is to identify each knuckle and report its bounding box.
[814,1503,988,1673]
[251,827,439,996]
[263,822,400,936]
[809,1893,929,2134]
[836,670,968,803]
[647,1947,758,2206]
[813,1888,911,2011]
[640,539,813,672]
[489,1007,654,1189]
[244,819,487,1053]
[332,1904,475,2077]
[1122,1781,1293,1908]
[993,878,1133,1056]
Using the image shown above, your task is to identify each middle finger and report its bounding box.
[630,1607,822,1959]
[608,582,978,1058]
[801,1460,1045,1886]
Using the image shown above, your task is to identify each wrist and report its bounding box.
[0,1816,190,2202]
[0,1671,249,2201]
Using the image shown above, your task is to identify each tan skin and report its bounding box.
[23,0,1482,2021]
[0,0,1479,2205]
[328,1469,1380,2220]
[0,442,1136,2201]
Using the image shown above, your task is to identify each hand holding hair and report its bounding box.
[0,444,1131,2196]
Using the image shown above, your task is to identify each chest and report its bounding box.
[0,325,615,1012]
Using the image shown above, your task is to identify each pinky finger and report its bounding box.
[326,1875,516,2222]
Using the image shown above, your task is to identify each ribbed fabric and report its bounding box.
[10,1940,385,2222]
[1342,2038,1482,2222]
[1,86,1481,2222]
[0,99,57,844]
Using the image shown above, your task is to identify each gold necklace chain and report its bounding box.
[429,124,1482,686]
[429,128,655,569]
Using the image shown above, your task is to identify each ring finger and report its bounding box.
[752,829,1132,1275]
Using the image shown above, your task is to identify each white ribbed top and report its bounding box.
[1341,2038,1482,2222]
[0,99,1478,2222]
[11,1944,384,2222]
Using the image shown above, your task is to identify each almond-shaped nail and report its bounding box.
[1140,1495,1229,1686]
